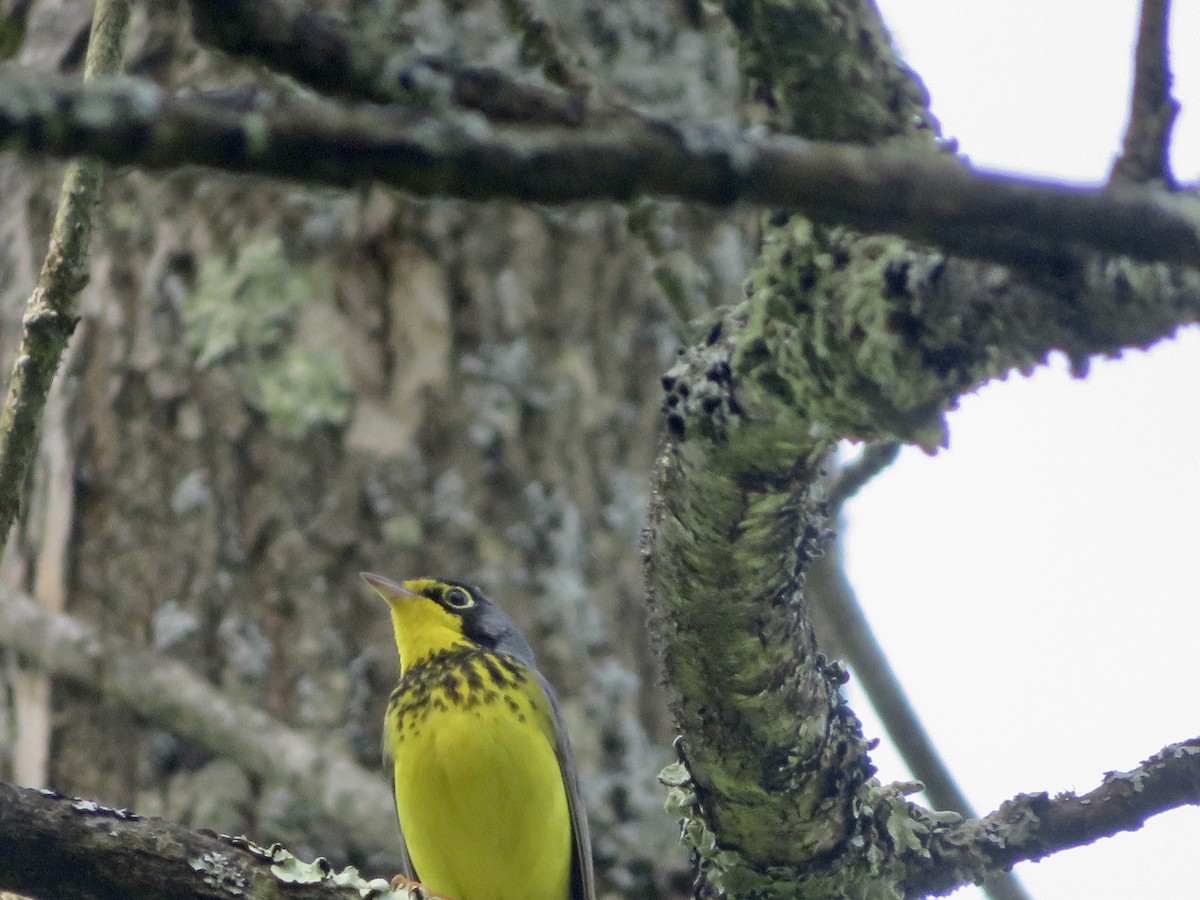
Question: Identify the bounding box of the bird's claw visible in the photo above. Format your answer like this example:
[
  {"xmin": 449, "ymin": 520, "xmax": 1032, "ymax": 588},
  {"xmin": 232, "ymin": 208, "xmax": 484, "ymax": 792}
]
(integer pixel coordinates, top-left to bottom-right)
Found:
[{"xmin": 389, "ymin": 874, "xmax": 453, "ymax": 899}]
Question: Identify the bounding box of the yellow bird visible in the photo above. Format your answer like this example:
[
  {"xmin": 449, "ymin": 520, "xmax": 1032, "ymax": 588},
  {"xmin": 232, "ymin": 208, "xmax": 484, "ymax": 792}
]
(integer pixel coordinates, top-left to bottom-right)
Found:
[{"xmin": 363, "ymin": 573, "xmax": 596, "ymax": 900}]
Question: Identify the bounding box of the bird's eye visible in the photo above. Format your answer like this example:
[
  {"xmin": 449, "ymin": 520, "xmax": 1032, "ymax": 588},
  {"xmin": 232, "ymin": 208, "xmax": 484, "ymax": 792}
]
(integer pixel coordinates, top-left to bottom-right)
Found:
[{"xmin": 444, "ymin": 588, "xmax": 474, "ymax": 609}]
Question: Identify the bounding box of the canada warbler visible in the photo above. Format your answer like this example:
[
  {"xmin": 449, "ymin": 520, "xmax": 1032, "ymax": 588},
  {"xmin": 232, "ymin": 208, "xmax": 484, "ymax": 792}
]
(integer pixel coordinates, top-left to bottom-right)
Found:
[{"xmin": 363, "ymin": 573, "xmax": 596, "ymax": 900}]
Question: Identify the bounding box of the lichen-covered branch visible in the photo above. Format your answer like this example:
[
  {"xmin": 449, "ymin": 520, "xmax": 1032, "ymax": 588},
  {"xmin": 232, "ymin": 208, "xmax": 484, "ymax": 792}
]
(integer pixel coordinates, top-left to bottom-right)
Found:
[
  {"xmin": 1110, "ymin": 0, "xmax": 1178, "ymax": 185},
  {"xmin": 0, "ymin": 70, "xmax": 1195, "ymax": 271},
  {"xmin": 189, "ymin": 0, "xmax": 588, "ymax": 125},
  {"xmin": 641, "ymin": 220, "xmax": 1200, "ymax": 900},
  {"xmin": 643, "ymin": 166, "xmax": 1200, "ymax": 900},
  {"xmin": 0, "ymin": 587, "xmax": 396, "ymax": 857},
  {"xmin": 743, "ymin": 224, "xmax": 1200, "ymax": 448},
  {"xmin": 641, "ymin": 0, "xmax": 1197, "ymax": 897},
  {"xmin": 0, "ymin": 0, "xmax": 130, "ymax": 550},
  {"xmin": 0, "ymin": 781, "xmax": 409, "ymax": 900},
  {"xmin": 906, "ymin": 738, "xmax": 1200, "ymax": 897}
]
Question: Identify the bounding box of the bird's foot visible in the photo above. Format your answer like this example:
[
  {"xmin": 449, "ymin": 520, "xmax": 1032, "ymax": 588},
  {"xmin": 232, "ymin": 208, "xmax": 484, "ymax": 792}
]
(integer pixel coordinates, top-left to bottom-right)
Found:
[{"xmin": 389, "ymin": 874, "xmax": 453, "ymax": 899}]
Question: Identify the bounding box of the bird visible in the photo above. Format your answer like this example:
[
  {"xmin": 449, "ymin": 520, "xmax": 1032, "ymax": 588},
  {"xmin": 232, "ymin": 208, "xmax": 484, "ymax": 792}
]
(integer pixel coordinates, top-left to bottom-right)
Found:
[{"xmin": 362, "ymin": 572, "xmax": 596, "ymax": 900}]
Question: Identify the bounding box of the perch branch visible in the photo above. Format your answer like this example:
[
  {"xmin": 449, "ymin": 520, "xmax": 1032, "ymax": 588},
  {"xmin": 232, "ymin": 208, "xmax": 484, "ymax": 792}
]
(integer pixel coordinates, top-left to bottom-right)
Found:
[
  {"xmin": 0, "ymin": 586, "xmax": 396, "ymax": 856},
  {"xmin": 0, "ymin": 781, "xmax": 408, "ymax": 900},
  {"xmin": 0, "ymin": 0, "xmax": 130, "ymax": 549}
]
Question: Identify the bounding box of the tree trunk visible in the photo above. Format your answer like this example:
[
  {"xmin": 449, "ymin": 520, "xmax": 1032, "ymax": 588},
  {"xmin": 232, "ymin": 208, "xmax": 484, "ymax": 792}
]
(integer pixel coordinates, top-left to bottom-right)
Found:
[{"xmin": 0, "ymin": 1, "xmax": 749, "ymax": 893}]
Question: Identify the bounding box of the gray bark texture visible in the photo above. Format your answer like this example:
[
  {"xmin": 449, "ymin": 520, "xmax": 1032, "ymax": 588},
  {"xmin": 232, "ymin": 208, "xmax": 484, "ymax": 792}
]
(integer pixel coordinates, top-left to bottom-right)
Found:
[{"xmin": 0, "ymin": 0, "xmax": 748, "ymax": 894}]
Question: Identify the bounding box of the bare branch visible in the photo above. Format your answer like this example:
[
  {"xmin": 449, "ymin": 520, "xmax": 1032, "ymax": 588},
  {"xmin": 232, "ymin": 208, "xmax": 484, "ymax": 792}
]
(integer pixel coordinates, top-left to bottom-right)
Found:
[
  {"xmin": 907, "ymin": 738, "xmax": 1200, "ymax": 897},
  {"xmin": 806, "ymin": 540, "xmax": 1034, "ymax": 899},
  {"xmin": 807, "ymin": 546, "xmax": 973, "ymax": 818},
  {"xmin": 0, "ymin": 781, "xmax": 407, "ymax": 900},
  {"xmin": 0, "ymin": 71, "xmax": 1196, "ymax": 272},
  {"xmin": 824, "ymin": 458, "xmax": 1036, "ymax": 900},
  {"xmin": 189, "ymin": 0, "xmax": 588, "ymax": 126},
  {"xmin": 0, "ymin": 587, "xmax": 396, "ymax": 856},
  {"xmin": 826, "ymin": 441, "xmax": 900, "ymax": 514},
  {"xmin": 1111, "ymin": 0, "xmax": 1178, "ymax": 185},
  {"xmin": 0, "ymin": 0, "xmax": 130, "ymax": 553}
]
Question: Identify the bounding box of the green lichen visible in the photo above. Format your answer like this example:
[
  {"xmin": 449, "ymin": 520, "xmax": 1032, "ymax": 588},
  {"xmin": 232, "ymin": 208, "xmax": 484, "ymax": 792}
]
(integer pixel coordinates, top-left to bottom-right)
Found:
[
  {"xmin": 184, "ymin": 237, "xmax": 350, "ymax": 439},
  {"xmin": 733, "ymin": 221, "xmax": 966, "ymax": 450},
  {"xmin": 268, "ymin": 846, "xmax": 395, "ymax": 897},
  {"xmin": 242, "ymin": 340, "xmax": 352, "ymax": 439}
]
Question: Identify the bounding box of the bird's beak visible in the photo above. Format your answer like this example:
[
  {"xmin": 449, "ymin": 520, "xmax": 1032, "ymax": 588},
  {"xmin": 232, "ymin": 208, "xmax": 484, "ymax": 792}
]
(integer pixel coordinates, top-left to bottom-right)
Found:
[{"xmin": 361, "ymin": 572, "xmax": 421, "ymax": 605}]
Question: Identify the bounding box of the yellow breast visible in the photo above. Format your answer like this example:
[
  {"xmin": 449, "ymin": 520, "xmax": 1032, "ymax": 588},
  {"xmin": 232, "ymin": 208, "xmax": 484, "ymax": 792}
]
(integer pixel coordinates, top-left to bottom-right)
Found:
[{"xmin": 385, "ymin": 650, "xmax": 572, "ymax": 900}]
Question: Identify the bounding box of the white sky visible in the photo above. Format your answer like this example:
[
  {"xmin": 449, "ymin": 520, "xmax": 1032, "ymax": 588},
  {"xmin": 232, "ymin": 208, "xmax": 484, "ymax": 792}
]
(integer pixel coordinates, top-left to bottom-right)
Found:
[{"xmin": 844, "ymin": 2, "xmax": 1200, "ymax": 898}]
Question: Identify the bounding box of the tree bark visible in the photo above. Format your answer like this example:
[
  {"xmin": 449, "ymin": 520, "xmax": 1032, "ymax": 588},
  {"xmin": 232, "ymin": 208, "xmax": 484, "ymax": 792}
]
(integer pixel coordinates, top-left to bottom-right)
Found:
[{"xmin": 0, "ymin": 1, "xmax": 747, "ymax": 892}]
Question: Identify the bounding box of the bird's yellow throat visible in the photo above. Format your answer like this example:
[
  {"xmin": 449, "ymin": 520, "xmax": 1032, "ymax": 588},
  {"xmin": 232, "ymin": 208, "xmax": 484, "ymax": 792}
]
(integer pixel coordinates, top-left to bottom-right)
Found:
[{"xmin": 382, "ymin": 577, "xmax": 473, "ymax": 671}]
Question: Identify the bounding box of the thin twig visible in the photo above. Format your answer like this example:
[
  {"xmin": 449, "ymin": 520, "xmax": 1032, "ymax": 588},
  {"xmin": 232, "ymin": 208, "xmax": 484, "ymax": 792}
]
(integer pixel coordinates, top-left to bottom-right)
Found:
[
  {"xmin": 809, "ymin": 551, "xmax": 974, "ymax": 820},
  {"xmin": 1110, "ymin": 0, "xmax": 1178, "ymax": 185},
  {"xmin": 908, "ymin": 737, "xmax": 1200, "ymax": 897},
  {"xmin": 0, "ymin": 72, "xmax": 1197, "ymax": 272},
  {"xmin": 824, "ymin": 447, "xmax": 1028, "ymax": 899},
  {"xmin": 0, "ymin": 0, "xmax": 130, "ymax": 547},
  {"xmin": 807, "ymin": 542, "xmax": 1033, "ymax": 900},
  {"xmin": 826, "ymin": 441, "xmax": 900, "ymax": 514}
]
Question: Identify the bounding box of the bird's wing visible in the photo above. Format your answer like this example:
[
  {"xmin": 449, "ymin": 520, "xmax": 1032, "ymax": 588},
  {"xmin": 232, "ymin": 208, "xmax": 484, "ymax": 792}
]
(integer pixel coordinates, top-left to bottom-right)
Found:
[
  {"xmin": 383, "ymin": 743, "xmax": 418, "ymax": 882},
  {"xmin": 536, "ymin": 671, "xmax": 597, "ymax": 900}
]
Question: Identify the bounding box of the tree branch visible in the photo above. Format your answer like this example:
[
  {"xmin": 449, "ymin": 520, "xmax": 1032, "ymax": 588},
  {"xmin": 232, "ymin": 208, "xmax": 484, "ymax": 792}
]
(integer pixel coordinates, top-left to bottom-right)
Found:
[
  {"xmin": 642, "ymin": 183, "xmax": 1200, "ymax": 900},
  {"xmin": 0, "ymin": 781, "xmax": 405, "ymax": 900},
  {"xmin": 826, "ymin": 442, "xmax": 900, "ymax": 514},
  {"xmin": 642, "ymin": 0, "xmax": 1200, "ymax": 896},
  {"xmin": 0, "ymin": 0, "xmax": 130, "ymax": 551},
  {"xmin": 0, "ymin": 587, "xmax": 396, "ymax": 857},
  {"xmin": 188, "ymin": 0, "xmax": 588, "ymax": 125},
  {"xmin": 906, "ymin": 738, "xmax": 1200, "ymax": 897},
  {"xmin": 823, "ymin": 451, "xmax": 1033, "ymax": 900},
  {"xmin": 0, "ymin": 70, "xmax": 1195, "ymax": 272},
  {"xmin": 807, "ymin": 542, "xmax": 972, "ymax": 820},
  {"xmin": 1110, "ymin": 0, "xmax": 1178, "ymax": 185}
]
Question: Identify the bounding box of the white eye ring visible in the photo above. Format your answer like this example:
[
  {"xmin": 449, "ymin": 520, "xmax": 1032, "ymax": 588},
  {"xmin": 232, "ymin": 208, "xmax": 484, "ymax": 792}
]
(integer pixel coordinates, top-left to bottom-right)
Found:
[{"xmin": 445, "ymin": 588, "xmax": 473, "ymax": 609}]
